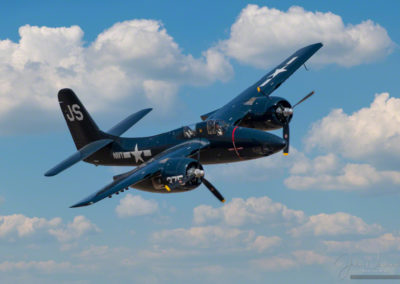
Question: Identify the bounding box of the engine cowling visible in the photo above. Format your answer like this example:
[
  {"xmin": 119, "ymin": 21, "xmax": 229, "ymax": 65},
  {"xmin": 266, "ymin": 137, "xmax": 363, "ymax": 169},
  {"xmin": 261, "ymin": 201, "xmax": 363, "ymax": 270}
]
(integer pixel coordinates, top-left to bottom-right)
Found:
[
  {"xmin": 151, "ymin": 158, "xmax": 204, "ymax": 191},
  {"xmin": 238, "ymin": 96, "xmax": 293, "ymax": 131}
]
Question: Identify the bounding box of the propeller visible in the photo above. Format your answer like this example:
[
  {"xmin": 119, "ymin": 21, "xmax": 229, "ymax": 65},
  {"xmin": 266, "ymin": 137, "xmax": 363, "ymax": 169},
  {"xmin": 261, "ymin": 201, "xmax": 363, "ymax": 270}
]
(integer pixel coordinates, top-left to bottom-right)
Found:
[
  {"xmin": 283, "ymin": 123, "xmax": 290, "ymax": 155},
  {"xmin": 293, "ymin": 90, "xmax": 315, "ymax": 108},
  {"xmin": 180, "ymin": 167, "xmax": 205, "ymax": 186},
  {"xmin": 277, "ymin": 91, "xmax": 315, "ymax": 155},
  {"xmin": 195, "ymin": 150, "xmax": 225, "ymax": 203},
  {"xmin": 203, "ymin": 178, "xmax": 225, "ymax": 203},
  {"xmin": 168, "ymin": 161, "xmax": 225, "ymax": 203}
]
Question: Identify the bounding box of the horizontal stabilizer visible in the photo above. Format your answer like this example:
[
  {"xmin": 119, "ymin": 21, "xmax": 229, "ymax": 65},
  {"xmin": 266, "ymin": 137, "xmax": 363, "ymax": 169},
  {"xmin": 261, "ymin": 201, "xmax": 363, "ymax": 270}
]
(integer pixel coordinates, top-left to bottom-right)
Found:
[
  {"xmin": 44, "ymin": 139, "xmax": 113, "ymax": 177},
  {"xmin": 107, "ymin": 108, "xmax": 152, "ymax": 136}
]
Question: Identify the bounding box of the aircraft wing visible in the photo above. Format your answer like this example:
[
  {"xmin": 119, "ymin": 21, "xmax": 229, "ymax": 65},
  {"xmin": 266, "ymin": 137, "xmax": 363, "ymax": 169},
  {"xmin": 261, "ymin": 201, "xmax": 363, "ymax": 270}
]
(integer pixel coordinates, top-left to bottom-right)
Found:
[
  {"xmin": 206, "ymin": 43, "xmax": 323, "ymax": 124},
  {"xmin": 70, "ymin": 139, "xmax": 210, "ymax": 208}
]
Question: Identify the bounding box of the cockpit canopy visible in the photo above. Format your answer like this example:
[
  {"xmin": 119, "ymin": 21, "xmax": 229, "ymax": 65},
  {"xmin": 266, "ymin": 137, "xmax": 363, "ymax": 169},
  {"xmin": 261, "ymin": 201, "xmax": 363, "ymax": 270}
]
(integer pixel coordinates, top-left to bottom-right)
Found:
[
  {"xmin": 183, "ymin": 125, "xmax": 196, "ymax": 138},
  {"xmin": 183, "ymin": 120, "xmax": 228, "ymax": 138},
  {"xmin": 206, "ymin": 119, "xmax": 228, "ymax": 136}
]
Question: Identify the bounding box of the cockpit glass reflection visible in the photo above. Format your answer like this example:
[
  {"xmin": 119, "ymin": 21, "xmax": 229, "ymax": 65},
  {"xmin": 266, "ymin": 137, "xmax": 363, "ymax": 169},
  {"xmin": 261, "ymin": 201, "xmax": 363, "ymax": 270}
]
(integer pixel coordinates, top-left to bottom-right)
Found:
[
  {"xmin": 206, "ymin": 120, "xmax": 227, "ymax": 136},
  {"xmin": 183, "ymin": 124, "xmax": 196, "ymax": 138}
]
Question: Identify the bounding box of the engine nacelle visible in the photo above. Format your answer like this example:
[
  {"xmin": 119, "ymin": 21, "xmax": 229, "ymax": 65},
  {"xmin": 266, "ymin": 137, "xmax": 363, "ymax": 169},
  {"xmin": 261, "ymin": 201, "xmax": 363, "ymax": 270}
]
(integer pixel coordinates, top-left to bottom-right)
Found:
[
  {"xmin": 151, "ymin": 158, "xmax": 203, "ymax": 191},
  {"xmin": 238, "ymin": 96, "xmax": 293, "ymax": 131}
]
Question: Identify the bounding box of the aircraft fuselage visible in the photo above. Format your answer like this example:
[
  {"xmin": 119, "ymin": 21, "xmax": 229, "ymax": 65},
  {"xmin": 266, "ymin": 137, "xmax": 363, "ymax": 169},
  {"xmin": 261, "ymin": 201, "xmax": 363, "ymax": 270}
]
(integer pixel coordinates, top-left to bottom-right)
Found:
[{"xmin": 86, "ymin": 120, "xmax": 286, "ymax": 167}]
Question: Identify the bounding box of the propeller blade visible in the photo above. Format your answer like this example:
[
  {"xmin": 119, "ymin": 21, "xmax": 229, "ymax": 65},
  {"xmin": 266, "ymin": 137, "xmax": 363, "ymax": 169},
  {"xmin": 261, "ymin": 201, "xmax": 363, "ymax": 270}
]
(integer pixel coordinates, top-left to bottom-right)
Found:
[
  {"xmin": 203, "ymin": 178, "xmax": 225, "ymax": 203},
  {"xmin": 293, "ymin": 91, "xmax": 315, "ymax": 108},
  {"xmin": 283, "ymin": 123, "xmax": 290, "ymax": 155}
]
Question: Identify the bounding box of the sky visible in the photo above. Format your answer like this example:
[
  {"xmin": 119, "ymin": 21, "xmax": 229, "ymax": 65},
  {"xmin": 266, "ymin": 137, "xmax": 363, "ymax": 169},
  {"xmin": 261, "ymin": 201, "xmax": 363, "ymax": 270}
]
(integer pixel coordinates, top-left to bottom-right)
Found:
[{"xmin": 0, "ymin": 1, "xmax": 399, "ymax": 283}]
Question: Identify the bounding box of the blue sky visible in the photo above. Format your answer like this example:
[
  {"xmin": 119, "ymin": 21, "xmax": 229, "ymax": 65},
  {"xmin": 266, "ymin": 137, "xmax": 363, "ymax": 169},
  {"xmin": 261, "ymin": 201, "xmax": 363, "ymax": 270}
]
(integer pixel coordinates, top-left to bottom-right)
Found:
[{"xmin": 0, "ymin": 1, "xmax": 400, "ymax": 283}]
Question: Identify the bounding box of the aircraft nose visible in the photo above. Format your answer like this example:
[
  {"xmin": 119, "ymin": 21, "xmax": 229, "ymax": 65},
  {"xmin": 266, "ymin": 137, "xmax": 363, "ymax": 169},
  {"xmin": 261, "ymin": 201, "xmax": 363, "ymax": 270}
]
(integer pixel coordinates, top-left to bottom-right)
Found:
[
  {"xmin": 264, "ymin": 133, "xmax": 286, "ymax": 153},
  {"xmin": 268, "ymin": 135, "xmax": 286, "ymax": 152},
  {"xmin": 232, "ymin": 127, "xmax": 286, "ymax": 155}
]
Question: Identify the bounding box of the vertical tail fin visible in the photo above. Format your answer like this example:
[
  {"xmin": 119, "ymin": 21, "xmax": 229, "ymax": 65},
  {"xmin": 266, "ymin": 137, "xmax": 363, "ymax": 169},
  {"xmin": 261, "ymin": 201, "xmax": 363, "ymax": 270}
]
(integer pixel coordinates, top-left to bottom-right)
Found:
[{"xmin": 58, "ymin": 89, "xmax": 103, "ymax": 149}]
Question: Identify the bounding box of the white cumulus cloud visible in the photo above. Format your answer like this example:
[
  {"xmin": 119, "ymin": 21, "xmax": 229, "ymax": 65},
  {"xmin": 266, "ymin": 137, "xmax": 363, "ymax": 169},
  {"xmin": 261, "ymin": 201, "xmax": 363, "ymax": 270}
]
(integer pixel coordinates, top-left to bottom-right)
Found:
[
  {"xmin": 193, "ymin": 196, "xmax": 306, "ymax": 226},
  {"xmin": 252, "ymin": 250, "xmax": 331, "ymax": 271},
  {"xmin": 152, "ymin": 225, "xmax": 280, "ymax": 253},
  {"xmin": 306, "ymin": 93, "xmax": 400, "ymax": 162},
  {"xmin": 324, "ymin": 233, "xmax": 400, "ymax": 253},
  {"xmin": 281, "ymin": 93, "xmax": 400, "ymax": 192},
  {"xmin": 249, "ymin": 236, "xmax": 282, "ymax": 253},
  {"xmin": 0, "ymin": 213, "xmax": 99, "ymax": 243},
  {"xmin": 289, "ymin": 153, "xmax": 339, "ymax": 175},
  {"xmin": 290, "ymin": 212, "xmax": 382, "ymax": 237},
  {"xmin": 0, "ymin": 214, "xmax": 61, "ymax": 239},
  {"xmin": 152, "ymin": 226, "xmax": 254, "ymax": 248},
  {"xmin": 218, "ymin": 5, "xmax": 394, "ymax": 68},
  {"xmin": 194, "ymin": 197, "xmax": 380, "ymax": 238},
  {"xmin": 0, "ymin": 20, "xmax": 232, "ymax": 133},
  {"xmin": 0, "ymin": 260, "xmax": 81, "ymax": 273},
  {"xmin": 285, "ymin": 155, "xmax": 400, "ymax": 191},
  {"xmin": 48, "ymin": 215, "xmax": 100, "ymax": 242},
  {"xmin": 115, "ymin": 194, "xmax": 158, "ymax": 218}
]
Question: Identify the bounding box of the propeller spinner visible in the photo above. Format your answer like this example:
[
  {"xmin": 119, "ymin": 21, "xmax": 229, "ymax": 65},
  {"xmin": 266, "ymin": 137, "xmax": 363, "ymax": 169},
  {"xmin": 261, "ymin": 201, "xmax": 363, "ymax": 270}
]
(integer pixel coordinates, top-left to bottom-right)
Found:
[
  {"xmin": 169, "ymin": 163, "xmax": 225, "ymax": 203},
  {"xmin": 276, "ymin": 90, "xmax": 315, "ymax": 155}
]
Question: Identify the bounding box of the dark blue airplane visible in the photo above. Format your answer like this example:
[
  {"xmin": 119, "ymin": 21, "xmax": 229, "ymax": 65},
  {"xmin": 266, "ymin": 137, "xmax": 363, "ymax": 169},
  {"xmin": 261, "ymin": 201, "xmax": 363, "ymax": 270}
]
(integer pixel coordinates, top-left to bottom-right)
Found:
[{"xmin": 45, "ymin": 43, "xmax": 323, "ymax": 208}]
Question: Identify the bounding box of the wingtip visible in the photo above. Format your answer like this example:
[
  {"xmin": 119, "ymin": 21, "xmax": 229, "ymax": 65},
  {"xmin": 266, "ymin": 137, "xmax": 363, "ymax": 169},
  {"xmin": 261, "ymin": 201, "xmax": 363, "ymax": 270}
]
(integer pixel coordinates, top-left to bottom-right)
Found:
[
  {"xmin": 310, "ymin": 42, "xmax": 322, "ymax": 46},
  {"xmin": 70, "ymin": 201, "xmax": 85, "ymax": 208},
  {"xmin": 70, "ymin": 201, "xmax": 92, "ymax": 208},
  {"xmin": 70, "ymin": 193, "xmax": 97, "ymax": 208},
  {"xmin": 314, "ymin": 42, "xmax": 323, "ymax": 50},
  {"xmin": 303, "ymin": 42, "xmax": 323, "ymax": 51},
  {"xmin": 44, "ymin": 170, "xmax": 55, "ymax": 177}
]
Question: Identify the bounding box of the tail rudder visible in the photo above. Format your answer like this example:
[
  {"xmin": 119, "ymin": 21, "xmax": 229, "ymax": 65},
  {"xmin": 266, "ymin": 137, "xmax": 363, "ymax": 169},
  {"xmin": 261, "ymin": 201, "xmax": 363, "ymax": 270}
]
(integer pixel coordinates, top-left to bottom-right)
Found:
[
  {"xmin": 46, "ymin": 88, "xmax": 154, "ymax": 177},
  {"xmin": 58, "ymin": 88, "xmax": 103, "ymax": 149}
]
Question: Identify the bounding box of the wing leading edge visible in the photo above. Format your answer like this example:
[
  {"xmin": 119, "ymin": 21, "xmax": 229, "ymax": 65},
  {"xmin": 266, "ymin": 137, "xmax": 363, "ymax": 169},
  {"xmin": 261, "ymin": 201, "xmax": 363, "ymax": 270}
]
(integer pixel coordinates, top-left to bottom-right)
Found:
[
  {"xmin": 207, "ymin": 43, "xmax": 323, "ymax": 124},
  {"xmin": 70, "ymin": 139, "xmax": 210, "ymax": 208}
]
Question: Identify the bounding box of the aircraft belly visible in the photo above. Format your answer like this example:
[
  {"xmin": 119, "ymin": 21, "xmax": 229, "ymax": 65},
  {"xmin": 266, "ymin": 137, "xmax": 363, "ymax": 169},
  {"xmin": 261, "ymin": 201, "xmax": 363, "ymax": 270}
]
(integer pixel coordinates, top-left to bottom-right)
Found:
[{"xmin": 199, "ymin": 148, "xmax": 242, "ymax": 164}]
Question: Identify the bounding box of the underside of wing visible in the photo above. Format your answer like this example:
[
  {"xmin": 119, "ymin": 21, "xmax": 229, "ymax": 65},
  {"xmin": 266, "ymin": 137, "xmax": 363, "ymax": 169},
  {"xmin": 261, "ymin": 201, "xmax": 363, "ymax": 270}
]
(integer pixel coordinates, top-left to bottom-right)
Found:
[
  {"xmin": 70, "ymin": 163, "xmax": 158, "ymax": 207},
  {"xmin": 70, "ymin": 139, "xmax": 210, "ymax": 207}
]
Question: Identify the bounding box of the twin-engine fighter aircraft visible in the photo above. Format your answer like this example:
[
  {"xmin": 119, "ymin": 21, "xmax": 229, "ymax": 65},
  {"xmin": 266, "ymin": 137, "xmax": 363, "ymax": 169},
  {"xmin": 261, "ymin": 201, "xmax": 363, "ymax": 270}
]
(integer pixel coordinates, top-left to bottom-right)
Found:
[{"xmin": 45, "ymin": 43, "xmax": 323, "ymax": 208}]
